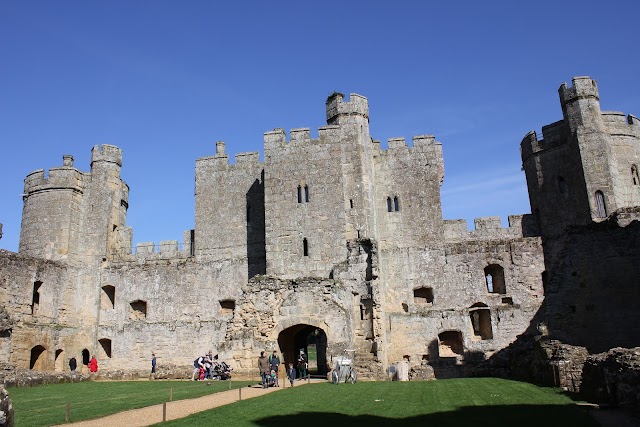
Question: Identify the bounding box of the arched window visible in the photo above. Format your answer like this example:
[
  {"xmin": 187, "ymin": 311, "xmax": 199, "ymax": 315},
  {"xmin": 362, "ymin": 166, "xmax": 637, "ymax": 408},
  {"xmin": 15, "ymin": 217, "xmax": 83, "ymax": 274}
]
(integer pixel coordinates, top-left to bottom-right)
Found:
[
  {"xmin": 632, "ymin": 165, "xmax": 639, "ymax": 186},
  {"xmin": 304, "ymin": 185, "xmax": 309, "ymax": 202},
  {"xmin": 303, "ymin": 238, "xmax": 309, "ymax": 257},
  {"xmin": 297, "ymin": 185, "xmax": 302, "ymax": 203},
  {"xmin": 394, "ymin": 196, "xmax": 400, "ymax": 211},
  {"xmin": 484, "ymin": 264, "xmax": 506, "ymax": 294},
  {"xmin": 30, "ymin": 345, "xmax": 46, "ymax": 370},
  {"xmin": 101, "ymin": 285, "xmax": 115, "ymax": 310},
  {"xmin": 387, "ymin": 197, "xmax": 392, "ymax": 212},
  {"xmin": 595, "ymin": 191, "xmax": 607, "ymax": 218},
  {"xmin": 81, "ymin": 349, "xmax": 90, "ymax": 366},
  {"xmin": 558, "ymin": 176, "xmax": 567, "ymax": 195}
]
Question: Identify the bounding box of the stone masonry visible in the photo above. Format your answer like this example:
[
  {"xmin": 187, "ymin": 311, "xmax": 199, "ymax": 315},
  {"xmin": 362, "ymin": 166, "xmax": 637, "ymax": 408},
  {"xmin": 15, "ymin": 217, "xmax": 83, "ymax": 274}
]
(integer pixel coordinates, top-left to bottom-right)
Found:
[{"xmin": 0, "ymin": 77, "xmax": 638, "ymax": 384}]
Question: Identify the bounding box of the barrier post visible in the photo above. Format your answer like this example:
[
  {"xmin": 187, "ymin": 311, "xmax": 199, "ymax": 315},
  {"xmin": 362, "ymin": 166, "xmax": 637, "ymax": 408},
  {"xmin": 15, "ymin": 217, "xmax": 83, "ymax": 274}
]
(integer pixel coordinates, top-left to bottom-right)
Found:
[
  {"xmin": 162, "ymin": 402, "xmax": 167, "ymax": 422},
  {"xmin": 65, "ymin": 402, "xmax": 70, "ymax": 423}
]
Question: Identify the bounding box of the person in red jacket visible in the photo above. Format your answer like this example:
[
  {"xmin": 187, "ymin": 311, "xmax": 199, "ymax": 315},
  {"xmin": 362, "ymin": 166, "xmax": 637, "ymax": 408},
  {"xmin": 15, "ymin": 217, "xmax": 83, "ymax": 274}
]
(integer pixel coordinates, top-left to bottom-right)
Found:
[{"xmin": 88, "ymin": 355, "xmax": 98, "ymax": 373}]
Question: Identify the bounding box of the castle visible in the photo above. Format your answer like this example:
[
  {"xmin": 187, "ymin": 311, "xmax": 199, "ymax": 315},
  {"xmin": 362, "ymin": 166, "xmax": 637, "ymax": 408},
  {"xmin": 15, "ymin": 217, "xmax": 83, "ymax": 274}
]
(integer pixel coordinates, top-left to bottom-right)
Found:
[{"xmin": 0, "ymin": 76, "xmax": 638, "ymax": 380}]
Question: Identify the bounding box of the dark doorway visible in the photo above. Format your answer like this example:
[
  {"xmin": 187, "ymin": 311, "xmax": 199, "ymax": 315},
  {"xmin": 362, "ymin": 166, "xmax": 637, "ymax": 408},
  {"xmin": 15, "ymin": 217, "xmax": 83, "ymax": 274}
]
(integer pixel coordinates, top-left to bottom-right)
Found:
[
  {"xmin": 277, "ymin": 324, "xmax": 328, "ymax": 376},
  {"xmin": 82, "ymin": 349, "xmax": 90, "ymax": 366}
]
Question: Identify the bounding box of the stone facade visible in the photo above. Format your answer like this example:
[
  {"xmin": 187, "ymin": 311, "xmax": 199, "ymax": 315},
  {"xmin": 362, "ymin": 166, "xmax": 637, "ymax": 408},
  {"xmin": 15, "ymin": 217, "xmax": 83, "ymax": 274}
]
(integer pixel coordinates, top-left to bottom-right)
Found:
[{"xmin": 0, "ymin": 77, "xmax": 637, "ymax": 383}]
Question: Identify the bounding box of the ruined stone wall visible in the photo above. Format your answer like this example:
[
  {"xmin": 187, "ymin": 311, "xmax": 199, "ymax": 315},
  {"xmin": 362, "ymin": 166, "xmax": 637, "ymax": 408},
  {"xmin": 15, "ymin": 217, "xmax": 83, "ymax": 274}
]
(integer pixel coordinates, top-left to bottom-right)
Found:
[{"xmin": 263, "ymin": 128, "xmax": 348, "ymax": 279}]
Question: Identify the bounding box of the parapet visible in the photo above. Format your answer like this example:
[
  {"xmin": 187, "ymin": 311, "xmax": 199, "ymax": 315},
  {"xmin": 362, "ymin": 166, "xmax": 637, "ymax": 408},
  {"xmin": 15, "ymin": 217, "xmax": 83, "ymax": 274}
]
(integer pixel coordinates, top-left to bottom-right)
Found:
[
  {"xmin": 444, "ymin": 214, "xmax": 538, "ymax": 243},
  {"xmin": 195, "ymin": 140, "xmax": 262, "ymax": 172},
  {"xmin": 263, "ymin": 126, "xmax": 342, "ymax": 153},
  {"xmin": 23, "ymin": 155, "xmax": 86, "ymax": 195},
  {"xmin": 559, "ymin": 76, "xmax": 599, "ymax": 106},
  {"xmin": 91, "ymin": 144, "xmax": 122, "ymax": 167},
  {"xmin": 326, "ymin": 92, "xmax": 369, "ymax": 125}
]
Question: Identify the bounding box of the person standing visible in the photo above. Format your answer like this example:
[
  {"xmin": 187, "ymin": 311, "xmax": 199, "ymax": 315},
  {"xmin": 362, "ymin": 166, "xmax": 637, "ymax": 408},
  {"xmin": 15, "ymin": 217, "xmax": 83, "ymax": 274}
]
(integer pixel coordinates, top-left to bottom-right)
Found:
[
  {"xmin": 268, "ymin": 350, "xmax": 280, "ymax": 387},
  {"xmin": 286, "ymin": 362, "xmax": 296, "ymax": 387},
  {"xmin": 69, "ymin": 357, "xmax": 77, "ymax": 374},
  {"xmin": 258, "ymin": 351, "xmax": 269, "ymax": 388},
  {"xmin": 297, "ymin": 349, "xmax": 307, "ymax": 380},
  {"xmin": 88, "ymin": 355, "xmax": 98, "ymax": 373},
  {"xmin": 150, "ymin": 353, "xmax": 157, "ymax": 379}
]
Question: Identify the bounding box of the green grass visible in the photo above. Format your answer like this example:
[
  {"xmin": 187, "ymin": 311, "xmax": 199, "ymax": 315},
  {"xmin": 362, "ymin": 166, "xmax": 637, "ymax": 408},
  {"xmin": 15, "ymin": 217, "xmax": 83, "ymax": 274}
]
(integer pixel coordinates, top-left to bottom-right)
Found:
[
  {"xmin": 156, "ymin": 378, "xmax": 598, "ymax": 427},
  {"xmin": 9, "ymin": 379, "xmax": 253, "ymax": 427}
]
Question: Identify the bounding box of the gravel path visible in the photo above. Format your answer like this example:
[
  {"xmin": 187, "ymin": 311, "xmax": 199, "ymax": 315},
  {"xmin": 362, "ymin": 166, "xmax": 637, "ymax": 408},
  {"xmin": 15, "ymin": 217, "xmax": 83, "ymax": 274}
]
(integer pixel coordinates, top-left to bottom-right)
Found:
[{"xmin": 56, "ymin": 379, "xmax": 321, "ymax": 427}]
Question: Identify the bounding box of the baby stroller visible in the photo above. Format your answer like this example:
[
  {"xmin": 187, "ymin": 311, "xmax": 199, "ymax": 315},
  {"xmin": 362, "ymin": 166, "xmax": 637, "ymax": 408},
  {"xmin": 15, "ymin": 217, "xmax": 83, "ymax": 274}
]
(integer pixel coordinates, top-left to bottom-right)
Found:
[{"xmin": 213, "ymin": 360, "xmax": 233, "ymax": 380}]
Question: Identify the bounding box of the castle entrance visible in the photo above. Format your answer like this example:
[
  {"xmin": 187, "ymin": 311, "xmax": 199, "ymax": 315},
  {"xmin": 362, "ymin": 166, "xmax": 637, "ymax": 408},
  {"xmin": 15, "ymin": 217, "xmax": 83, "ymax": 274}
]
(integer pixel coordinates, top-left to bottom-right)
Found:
[{"xmin": 277, "ymin": 324, "xmax": 328, "ymax": 376}]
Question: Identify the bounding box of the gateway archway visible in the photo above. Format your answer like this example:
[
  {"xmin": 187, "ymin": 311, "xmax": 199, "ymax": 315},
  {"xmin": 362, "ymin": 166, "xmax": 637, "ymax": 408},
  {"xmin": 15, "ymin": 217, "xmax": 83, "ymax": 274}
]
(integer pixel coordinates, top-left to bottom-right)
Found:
[{"xmin": 277, "ymin": 324, "xmax": 328, "ymax": 376}]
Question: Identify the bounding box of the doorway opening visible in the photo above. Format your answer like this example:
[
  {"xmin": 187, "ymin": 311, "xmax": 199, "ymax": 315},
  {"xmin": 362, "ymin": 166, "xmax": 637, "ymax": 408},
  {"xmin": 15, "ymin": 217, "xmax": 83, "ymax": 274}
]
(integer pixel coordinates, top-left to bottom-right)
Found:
[{"xmin": 277, "ymin": 324, "xmax": 328, "ymax": 376}]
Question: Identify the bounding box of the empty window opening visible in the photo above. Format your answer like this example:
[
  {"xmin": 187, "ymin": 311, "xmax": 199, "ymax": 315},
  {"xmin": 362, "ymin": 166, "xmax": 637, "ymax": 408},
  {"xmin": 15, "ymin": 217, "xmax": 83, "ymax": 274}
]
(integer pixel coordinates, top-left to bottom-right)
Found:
[
  {"xmin": 129, "ymin": 300, "xmax": 147, "ymax": 320},
  {"xmin": 558, "ymin": 176, "xmax": 567, "ymax": 195},
  {"xmin": 387, "ymin": 197, "xmax": 392, "ymax": 212},
  {"xmin": 31, "ymin": 281, "xmax": 42, "ymax": 315},
  {"xmin": 304, "ymin": 185, "xmax": 309, "ymax": 202},
  {"xmin": 98, "ymin": 338, "xmax": 112, "ymax": 358},
  {"xmin": 247, "ymin": 204, "xmax": 251, "ymax": 223},
  {"xmin": 54, "ymin": 349, "xmax": 64, "ymax": 372},
  {"xmin": 595, "ymin": 191, "xmax": 607, "ymax": 218},
  {"xmin": 632, "ymin": 165, "xmax": 639, "ymax": 186},
  {"xmin": 297, "ymin": 186, "xmax": 302, "ymax": 203},
  {"xmin": 401, "ymin": 303, "xmax": 408, "ymax": 313},
  {"xmin": 303, "ymin": 238, "xmax": 308, "ymax": 257},
  {"xmin": 438, "ymin": 331, "xmax": 464, "ymax": 356},
  {"xmin": 394, "ymin": 196, "xmax": 400, "ymax": 211},
  {"xmin": 360, "ymin": 299, "xmax": 373, "ymax": 321},
  {"xmin": 219, "ymin": 299, "xmax": 235, "ymax": 315},
  {"xmin": 350, "ymin": 199, "xmax": 354, "ymax": 209},
  {"xmin": 413, "ymin": 287, "xmax": 434, "ymax": 304},
  {"xmin": 541, "ymin": 271, "xmax": 549, "ymax": 295},
  {"xmin": 469, "ymin": 303, "xmax": 493, "ymax": 340},
  {"xmin": 81, "ymin": 349, "xmax": 90, "ymax": 366},
  {"xmin": 112, "ymin": 224, "xmax": 117, "ymax": 232},
  {"xmin": 484, "ymin": 264, "xmax": 506, "ymax": 294},
  {"xmin": 100, "ymin": 285, "xmax": 115, "ymax": 310},
  {"xmin": 30, "ymin": 345, "xmax": 46, "ymax": 370},
  {"xmin": 501, "ymin": 297, "xmax": 513, "ymax": 305},
  {"xmin": 190, "ymin": 229, "xmax": 195, "ymax": 257},
  {"xmin": 403, "ymin": 355, "xmax": 410, "ymax": 361}
]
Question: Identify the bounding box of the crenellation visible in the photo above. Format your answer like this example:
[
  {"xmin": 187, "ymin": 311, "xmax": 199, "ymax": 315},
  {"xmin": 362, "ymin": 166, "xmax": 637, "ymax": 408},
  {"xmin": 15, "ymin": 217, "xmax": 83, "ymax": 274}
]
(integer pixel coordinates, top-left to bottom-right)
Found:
[
  {"xmin": 289, "ymin": 127, "xmax": 311, "ymax": 144},
  {"xmin": 387, "ymin": 137, "xmax": 407, "ymax": 150},
  {"xmin": 91, "ymin": 144, "xmax": 122, "ymax": 167}
]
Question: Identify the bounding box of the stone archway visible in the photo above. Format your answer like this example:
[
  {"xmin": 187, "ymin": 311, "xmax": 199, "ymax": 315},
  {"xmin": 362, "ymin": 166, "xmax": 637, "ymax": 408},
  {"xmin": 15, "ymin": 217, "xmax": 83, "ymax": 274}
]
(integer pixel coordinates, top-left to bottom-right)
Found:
[{"xmin": 277, "ymin": 324, "xmax": 328, "ymax": 376}]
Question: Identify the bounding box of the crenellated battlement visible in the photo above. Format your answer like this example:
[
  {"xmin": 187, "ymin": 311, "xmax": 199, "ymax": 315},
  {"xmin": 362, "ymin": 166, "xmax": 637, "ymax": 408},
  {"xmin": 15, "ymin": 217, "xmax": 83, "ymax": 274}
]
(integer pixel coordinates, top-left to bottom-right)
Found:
[
  {"xmin": 263, "ymin": 126, "xmax": 343, "ymax": 153},
  {"xmin": 326, "ymin": 92, "xmax": 369, "ymax": 126},
  {"xmin": 559, "ymin": 76, "xmax": 599, "ymax": 105},
  {"xmin": 195, "ymin": 140, "xmax": 263, "ymax": 171},
  {"xmin": 377, "ymin": 135, "xmax": 441, "ymax": 155},
  {"xmin": 444, "ymin": 214, "xmax": 538, "ymax": 243},
  {"xmin": 601, "ymin": 111, "xmax": 640, "ymax": 137},
  {"xmin": 91, "ymin": 144, "xmax": 122, "ymax": 167},
  {"xmin": 23, "ymin": 155, "xmax": 87, "ymax": 195}
]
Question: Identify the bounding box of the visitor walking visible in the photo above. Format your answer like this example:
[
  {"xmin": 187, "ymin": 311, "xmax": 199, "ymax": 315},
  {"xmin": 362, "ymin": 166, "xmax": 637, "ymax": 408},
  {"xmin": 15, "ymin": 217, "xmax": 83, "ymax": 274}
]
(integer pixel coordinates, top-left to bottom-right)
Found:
[
  {"xmin": 150, "ymin": 353, "xmax": 157, "ymax": 379},
  {"xmin": 88, "ymin": 355, "xmax": 98, "ymax": 373},
  {"xmin": 286, "ymin": 362, "xmax": 296, "ymax": 387},
  {"xmin": 258, "ymin": 351, "xmax": 269, "ymax": 388},
  {"xmin": 297, "ymin": 349, "xmax": 308, "ymax": 380},
  {"xmin": 69, "ymin": 356, "xmax": 77, "ymax": 373}
]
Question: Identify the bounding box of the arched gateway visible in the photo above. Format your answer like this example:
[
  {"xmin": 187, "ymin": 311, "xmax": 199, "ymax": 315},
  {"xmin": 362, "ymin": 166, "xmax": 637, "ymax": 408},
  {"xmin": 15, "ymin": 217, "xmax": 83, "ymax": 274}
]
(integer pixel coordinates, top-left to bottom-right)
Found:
[{"xmin": 277, "ymin": 324, "xmax": 328, "ymax": 375}]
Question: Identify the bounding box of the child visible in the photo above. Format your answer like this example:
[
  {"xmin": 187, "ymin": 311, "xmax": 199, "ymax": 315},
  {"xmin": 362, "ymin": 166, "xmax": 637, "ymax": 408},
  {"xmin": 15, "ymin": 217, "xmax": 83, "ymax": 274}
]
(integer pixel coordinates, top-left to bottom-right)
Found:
[
  {"xmin": 269, "ymin": 369, "xmax": 277, "ymax": 387},
  {"xmin": 286, "ymin": 363, "xmax": 296, "ymax": 387}
]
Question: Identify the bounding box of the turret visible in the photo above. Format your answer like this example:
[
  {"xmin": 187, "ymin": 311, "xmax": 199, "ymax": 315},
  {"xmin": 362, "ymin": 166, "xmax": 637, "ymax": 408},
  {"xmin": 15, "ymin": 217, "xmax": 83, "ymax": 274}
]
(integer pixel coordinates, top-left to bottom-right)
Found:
[
  {"xmin": 326, "ymin": 92, "xmax": 369, "ymax": 128},
  {"xmin": 559, "ymin": 76, "xmax": 604, "ymax": 132}
]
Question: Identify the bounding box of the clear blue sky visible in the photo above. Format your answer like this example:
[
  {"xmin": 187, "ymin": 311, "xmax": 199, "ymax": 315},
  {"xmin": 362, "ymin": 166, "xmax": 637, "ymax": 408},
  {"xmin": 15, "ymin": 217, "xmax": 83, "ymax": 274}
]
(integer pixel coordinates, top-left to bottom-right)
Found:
[{"xmin": 1, "ymin": 1, "xmax": 639, "ymax": 251}]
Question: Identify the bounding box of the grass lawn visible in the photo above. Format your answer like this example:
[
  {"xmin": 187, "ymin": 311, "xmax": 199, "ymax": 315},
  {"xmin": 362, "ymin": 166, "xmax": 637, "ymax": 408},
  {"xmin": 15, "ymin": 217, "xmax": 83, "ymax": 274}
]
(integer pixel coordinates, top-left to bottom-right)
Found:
[
  {"xmin": 9, "ymin": 379, "xmax": 253, "ymax": 427},
  {"xmin": 156, "ymin": 378, "xmax": 599, "ymax": 427}
]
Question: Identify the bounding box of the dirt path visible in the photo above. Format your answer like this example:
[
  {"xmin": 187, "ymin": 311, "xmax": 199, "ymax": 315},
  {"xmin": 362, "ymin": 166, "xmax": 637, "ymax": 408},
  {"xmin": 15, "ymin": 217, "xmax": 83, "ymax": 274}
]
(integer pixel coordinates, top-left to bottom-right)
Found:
[{"xmin": 57, "ymin": 379, "xmax": 321, "ymax": 427}]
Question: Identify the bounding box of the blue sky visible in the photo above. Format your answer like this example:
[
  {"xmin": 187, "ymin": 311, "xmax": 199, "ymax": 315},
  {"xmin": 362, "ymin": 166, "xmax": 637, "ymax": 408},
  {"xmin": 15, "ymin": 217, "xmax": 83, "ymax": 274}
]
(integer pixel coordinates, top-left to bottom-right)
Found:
[{"xmin": 1, "ymin": 1, "xmax": 639, "ymax": 251}]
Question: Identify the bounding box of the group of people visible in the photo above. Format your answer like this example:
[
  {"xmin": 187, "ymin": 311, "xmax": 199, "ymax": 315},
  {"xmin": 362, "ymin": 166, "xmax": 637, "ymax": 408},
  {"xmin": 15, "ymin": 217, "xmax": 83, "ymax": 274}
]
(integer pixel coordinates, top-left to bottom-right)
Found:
[
  {"xmin": 68, "ymin": 355, "xmax": 99, "ymax": 374},
  {"xmin": 191, "ymin": 351, "xmax": 232, "ymax": 381},
  {"xmin": 258, "ymin": 349, "xmax": 308, "ymax": 388}
]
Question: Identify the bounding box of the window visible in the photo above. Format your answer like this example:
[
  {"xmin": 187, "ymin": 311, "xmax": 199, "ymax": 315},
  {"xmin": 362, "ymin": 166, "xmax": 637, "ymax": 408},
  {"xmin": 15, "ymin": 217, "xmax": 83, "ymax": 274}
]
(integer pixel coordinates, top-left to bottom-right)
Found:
[
  {"xmin": 558, "ymin": 176, "xmax": 567, "ymax": 195},
  {"xmin": 469, "ymin": 303, "xmax": 493, "ymax": 340},
  {"xmin": 632, "ymin": 165, "xmax": 639, "ymax": 186},
  {"xmin": 484, "ymin": 264, "xmax": 506, "ymax": 294},
  {"xmin": 438, "ymin": 331, "xmax": 463, "ymax": 356},
  {"xmin": 413, "ymin": 287, "xmax": 434, "ymax": 304},
  {"xmin": 99, "ymin": 338, "xmax": 112, "ymax": 358},
  {"xmin": 82, "ymin": 349, "xmax": 90, "ymax": 365},
  {"xmin": 247, "ymin": 204, "xmax": 251, "ymax": 223},
  {"xmin": 130, "ymin": 300, "xmax": 147, "ymax": 320},
  {"xmin": 31, "ymin": 281, "xmax": 42, "ymax": 315},
  {"xmin": 595, "ymin": 191, "xmax": 607, "ymax": 218},
  {"xmin": 219, "ymin": 300, "xmax": 235, "ymax": 315},
  {"xmin": 303, "ymin": 238, "xmax": 308, "ymax": 256},
  {"xmin": 101, "ymin": 285, "xmax": 115, "ymax": 310},
  {"xmin": 304, "ymin": 185, "xmax": 309, "ymax": 202},
  {"xmin": 297, "ymin": 186, "xmax": 302, "ymax": 203},
  {"xmin": 394, "ymin": 196, "xmax": 400, "ymax": 211},
  {"xmin": 387, "ymin": 197, "xmax": 392, "ymax": 212},
  {"xmin": 350, "ymin": 199, "xmax": 354, "ymax": 209}
]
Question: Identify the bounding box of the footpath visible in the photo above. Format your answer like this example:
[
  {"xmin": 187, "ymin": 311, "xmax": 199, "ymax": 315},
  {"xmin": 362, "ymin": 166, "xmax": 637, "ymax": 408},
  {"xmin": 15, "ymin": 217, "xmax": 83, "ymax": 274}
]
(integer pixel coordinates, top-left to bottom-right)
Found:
[{"xmin": 56, "ymin": 379, "xmax": 323, "ymax": 427}]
